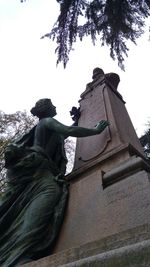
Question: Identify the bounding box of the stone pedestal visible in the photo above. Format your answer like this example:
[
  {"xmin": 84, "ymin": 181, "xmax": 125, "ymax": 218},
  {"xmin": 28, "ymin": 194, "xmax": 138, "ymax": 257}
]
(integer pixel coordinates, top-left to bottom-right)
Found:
[
  {"xmin": 54, "ymin": 155, "xmax": 150, "ymax": 253},
  {"xmin": 23, "ymin": 69, "xmax": 150, "ymax": 266}
]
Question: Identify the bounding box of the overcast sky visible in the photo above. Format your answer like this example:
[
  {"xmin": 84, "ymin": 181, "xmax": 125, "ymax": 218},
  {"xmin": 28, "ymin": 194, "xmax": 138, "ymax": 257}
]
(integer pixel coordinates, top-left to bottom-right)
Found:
[{"xmin": 0, "ymin": 0, "xmax": 150, "ymax": 137}]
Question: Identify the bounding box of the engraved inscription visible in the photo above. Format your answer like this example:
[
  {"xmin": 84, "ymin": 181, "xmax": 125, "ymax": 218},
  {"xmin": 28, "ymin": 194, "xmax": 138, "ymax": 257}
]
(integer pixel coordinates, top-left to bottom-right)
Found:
[{"xmin": 77, "ymin": 84, "xmax": 111, "ymax": 161}]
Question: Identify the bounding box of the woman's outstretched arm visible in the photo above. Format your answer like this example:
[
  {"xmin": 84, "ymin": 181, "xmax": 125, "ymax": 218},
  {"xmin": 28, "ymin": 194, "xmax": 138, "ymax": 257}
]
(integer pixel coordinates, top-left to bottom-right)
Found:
[{"xmin": 46, "ymin": 118, "xmax": 109, "ymax": 138}]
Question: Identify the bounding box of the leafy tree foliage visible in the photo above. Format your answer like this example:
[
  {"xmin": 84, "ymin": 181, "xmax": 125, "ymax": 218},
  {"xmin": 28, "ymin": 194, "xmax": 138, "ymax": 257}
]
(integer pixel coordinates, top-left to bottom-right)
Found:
[
  {"xmin": 0, "ymin": 110, "xmax": 37, "ymax": 192},
  {"xmin": 39, "ymin": 0, "xmax": 150, "ymax": 69},
  {"xmin": 140, "ymin": 125, "xmax": 150, "ymax": 160},
  {"xmin": 65, "ymin": 137, "xmax": 76, "ymax": 173}
]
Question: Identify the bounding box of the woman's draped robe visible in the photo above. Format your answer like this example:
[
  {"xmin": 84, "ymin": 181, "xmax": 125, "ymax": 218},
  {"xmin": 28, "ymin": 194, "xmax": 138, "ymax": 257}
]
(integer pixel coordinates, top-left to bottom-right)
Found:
[{"xmin": 0, "ymin": 121, "xmax": 69, "ymax": 267}]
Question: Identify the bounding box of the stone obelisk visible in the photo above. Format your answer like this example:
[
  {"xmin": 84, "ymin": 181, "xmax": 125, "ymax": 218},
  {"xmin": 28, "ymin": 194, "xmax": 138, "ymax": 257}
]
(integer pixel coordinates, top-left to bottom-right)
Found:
[{"xmin": 74, "ymin": 67, "xmax": 144, "ymax": 170}]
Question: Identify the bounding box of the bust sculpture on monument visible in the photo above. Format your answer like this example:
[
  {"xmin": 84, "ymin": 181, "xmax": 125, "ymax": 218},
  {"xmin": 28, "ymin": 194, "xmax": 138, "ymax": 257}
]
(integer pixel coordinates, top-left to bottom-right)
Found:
[{"xmin": 0, "ymin": 98, "xmax": 109, "ymax": 267}]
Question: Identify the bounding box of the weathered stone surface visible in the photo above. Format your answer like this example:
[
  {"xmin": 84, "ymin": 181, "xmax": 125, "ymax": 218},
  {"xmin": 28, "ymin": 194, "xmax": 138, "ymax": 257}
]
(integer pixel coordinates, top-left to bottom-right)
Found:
[
  {"xmin": 61, "ymin": 239, "xmax": 150, "ymax": 267},
  {"xmin": 23, "ymin": 224, "xmax": 150, "ymax": 266},
  {"xmin": 54, "ymin": 163, "xmax": 150, "ymax": 252},
  {"xmin": 102, "ymin": 155, "xmax": 150, "ymax": 187}
]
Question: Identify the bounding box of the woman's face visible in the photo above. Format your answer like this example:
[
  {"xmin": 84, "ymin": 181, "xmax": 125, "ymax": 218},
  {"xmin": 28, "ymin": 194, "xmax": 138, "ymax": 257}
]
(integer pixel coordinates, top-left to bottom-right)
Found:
[{"xmin": 50, "ymin": 104, "xmax": 57, "ymax": 117}]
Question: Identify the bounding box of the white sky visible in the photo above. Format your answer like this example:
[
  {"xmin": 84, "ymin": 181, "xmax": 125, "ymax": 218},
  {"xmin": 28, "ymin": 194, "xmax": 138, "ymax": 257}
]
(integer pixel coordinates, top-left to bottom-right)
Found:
[{"xmin": 0, "ymin": 0, "xmax": 150, "ymax": 137}]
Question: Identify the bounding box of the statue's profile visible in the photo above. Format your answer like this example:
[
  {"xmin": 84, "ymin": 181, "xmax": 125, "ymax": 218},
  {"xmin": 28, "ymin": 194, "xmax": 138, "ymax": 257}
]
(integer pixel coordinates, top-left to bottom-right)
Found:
[{"xmin": 0, "ymin": 98, "xmax": 109, "ymax": 266}]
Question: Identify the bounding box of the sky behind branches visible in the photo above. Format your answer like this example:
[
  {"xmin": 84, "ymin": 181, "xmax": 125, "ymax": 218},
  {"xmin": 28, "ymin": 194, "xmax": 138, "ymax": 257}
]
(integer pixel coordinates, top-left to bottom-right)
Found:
[{"xmin": 0, "ymin": 0, "xmax": 150, "ymax": 137}]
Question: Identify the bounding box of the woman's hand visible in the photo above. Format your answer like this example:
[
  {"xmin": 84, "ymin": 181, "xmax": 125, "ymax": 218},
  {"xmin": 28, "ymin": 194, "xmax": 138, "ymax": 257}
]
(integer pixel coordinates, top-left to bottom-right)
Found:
[{"xmin": 95, "ymin": 120, "xmax": 109, "ymax": 134}]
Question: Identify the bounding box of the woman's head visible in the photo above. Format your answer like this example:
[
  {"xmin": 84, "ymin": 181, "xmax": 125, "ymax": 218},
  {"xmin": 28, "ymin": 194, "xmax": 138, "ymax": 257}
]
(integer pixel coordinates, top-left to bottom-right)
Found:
[{"xmin": 30, "ymin": 98, "xmax": 56, "ymax": 119}]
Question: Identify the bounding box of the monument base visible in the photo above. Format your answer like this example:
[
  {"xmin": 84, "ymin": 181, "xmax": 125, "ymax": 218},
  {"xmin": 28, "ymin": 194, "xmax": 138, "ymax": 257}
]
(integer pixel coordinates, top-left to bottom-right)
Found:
[{"xmin": 23, "ymin": 224, "xmax": 150, "ymax": 266}]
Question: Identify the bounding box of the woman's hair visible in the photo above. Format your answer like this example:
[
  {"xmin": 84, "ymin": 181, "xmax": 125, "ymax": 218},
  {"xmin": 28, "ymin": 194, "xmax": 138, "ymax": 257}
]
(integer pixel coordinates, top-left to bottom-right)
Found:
[{"xmin": 30, "ymin": 98, "xmax": 53, "ymax": 118}]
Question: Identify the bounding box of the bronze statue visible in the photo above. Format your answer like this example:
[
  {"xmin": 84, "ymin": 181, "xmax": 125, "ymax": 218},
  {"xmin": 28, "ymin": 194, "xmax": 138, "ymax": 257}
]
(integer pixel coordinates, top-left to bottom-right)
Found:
[{"xmin": 0, "ymin": 98, "xmax": 109, "ymax": 266}]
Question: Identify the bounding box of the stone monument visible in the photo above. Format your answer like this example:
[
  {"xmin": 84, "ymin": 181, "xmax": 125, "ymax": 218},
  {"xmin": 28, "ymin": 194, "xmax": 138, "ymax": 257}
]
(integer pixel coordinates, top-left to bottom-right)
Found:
[{"xmin": 23, "ymin": 68, "xmax": 150, "ymax": 267}]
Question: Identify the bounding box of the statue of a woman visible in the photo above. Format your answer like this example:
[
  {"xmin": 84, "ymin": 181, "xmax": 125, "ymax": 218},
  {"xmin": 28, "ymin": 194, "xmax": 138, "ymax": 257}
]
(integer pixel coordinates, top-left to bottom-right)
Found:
[{"xmin": 0, "ymin": 98, "xmax": 109, "ymax": 267}]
